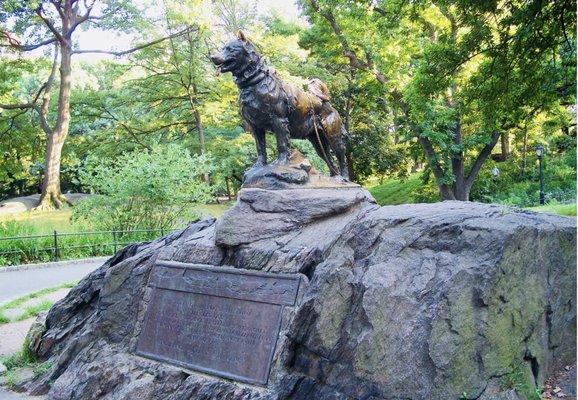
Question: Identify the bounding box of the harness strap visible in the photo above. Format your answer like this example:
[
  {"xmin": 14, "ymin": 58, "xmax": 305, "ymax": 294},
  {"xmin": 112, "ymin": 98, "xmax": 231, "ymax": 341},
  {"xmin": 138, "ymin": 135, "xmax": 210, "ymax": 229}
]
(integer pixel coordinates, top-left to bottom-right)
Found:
[{"xmin": 312, "ymin": 109, "xmax": 339, "ymax": 176}]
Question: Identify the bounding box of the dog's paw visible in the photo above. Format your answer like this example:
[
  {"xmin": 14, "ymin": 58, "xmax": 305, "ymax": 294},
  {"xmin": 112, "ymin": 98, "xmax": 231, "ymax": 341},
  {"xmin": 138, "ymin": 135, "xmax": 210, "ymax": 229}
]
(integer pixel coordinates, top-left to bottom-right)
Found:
[{"xmin": 272, "ymin": 154, "xmax": 290, "ymax": 165}]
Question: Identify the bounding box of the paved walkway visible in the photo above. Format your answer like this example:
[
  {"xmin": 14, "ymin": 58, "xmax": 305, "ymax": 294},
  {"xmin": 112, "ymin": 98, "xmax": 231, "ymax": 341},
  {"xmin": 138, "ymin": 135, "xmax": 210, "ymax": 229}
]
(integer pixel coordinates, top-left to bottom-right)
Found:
[
  {"xmin": 0, "ymin": 258, "xmax": 107, "ymax": 305},
  {"xmin": 0, "ymin": 388, "xmax": 45, "ymax": 399}
]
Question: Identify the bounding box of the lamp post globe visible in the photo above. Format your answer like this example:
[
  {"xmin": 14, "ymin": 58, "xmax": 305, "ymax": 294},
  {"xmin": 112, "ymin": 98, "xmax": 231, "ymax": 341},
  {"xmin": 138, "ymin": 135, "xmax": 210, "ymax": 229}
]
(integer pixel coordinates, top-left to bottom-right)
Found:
[{"xmin": 535, "ymin": 144, "xmax": 544, "ymax": 159}]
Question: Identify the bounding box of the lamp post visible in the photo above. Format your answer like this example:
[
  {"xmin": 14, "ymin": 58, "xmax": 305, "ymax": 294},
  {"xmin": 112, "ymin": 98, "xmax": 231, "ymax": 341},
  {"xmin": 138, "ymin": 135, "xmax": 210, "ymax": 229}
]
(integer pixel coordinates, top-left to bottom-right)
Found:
[{"xmin": 535, "ymin": 144, "xmax": 545, "ymax": 205}]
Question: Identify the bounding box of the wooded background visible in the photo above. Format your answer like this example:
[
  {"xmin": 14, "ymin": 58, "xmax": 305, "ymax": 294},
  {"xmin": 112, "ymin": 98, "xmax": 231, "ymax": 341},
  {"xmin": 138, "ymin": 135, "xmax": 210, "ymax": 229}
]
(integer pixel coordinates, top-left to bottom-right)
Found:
[{"xmin": 0, "ymin": 0, "xmax": 575, "ymax": 210}]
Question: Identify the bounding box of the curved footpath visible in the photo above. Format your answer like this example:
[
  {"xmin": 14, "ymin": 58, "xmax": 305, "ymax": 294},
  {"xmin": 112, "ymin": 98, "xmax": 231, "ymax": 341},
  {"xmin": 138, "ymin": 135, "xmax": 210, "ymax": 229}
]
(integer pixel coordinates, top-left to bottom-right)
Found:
[{"xmin": 0, "ymin": 258, "xmax": 107, "ymax": 305}]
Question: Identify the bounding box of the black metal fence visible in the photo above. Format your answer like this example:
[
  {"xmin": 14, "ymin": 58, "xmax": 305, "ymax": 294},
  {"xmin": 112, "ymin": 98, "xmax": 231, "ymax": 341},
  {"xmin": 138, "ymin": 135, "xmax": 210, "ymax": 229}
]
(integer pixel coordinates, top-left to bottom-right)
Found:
[{"xmin": 0, "ymin": 228, "xmax": 174, "ymax": 266}]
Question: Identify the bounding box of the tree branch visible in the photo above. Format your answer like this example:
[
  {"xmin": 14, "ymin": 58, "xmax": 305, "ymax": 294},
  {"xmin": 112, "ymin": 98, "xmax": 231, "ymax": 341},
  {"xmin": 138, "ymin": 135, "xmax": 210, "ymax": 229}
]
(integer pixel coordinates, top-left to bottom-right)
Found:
[
  {"xmin": 72, "ymin": 26, "xmax": 198, "ymax": 56},
  {"xmin": 0, "ymin": 45, "xmax": 58, "ymax": 136},
  {"xmin": 0, "ymin": 31, "xmax": 57, "ymax": 51},
  {"xmin": 39, "ymin": 44, "xmax": 59, "ymax": 130},
  {"xmin": 308, "ymin": 0, "xmax": 408, "ymax": 110},
  {"xmin": 0, "ymin": 109, "xmax": 27, "ymax": 138},
  {"xmin": 68, "ymin": 0, "xmax": 96, "ymax": 37},
  {"xmin": 465, "ymin": 131, "xmax": 501, "ymax": 187},
  {"xmin": 418, "ymin": 135, "xmax": 446, "ymax": 183},
  {"xmin": 0, "ymin": 102, "xmax": 34, "ymax": 110},
  {"xmin": 36, "ymin": 6, "xmax": 64, "ymax": 42}
]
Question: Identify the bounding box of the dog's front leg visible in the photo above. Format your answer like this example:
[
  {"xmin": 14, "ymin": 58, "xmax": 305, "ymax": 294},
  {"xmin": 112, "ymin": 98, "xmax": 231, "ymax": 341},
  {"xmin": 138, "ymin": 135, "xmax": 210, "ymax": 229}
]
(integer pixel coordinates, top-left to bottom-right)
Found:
[
  {"xmin": 271, "ymin": 117, "xmax": 291, "ymax": 165},
  {"xmin": 252, "ymin": 128, "xmax": 267, "ymax": 168}
]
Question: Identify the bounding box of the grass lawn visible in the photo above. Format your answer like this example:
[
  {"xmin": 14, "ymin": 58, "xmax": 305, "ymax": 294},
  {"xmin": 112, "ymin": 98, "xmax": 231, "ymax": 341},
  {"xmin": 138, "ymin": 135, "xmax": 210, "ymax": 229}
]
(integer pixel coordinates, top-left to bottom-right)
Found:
[
  {"xmin": 0, "ymin": 209, "xmax": 75, "ymax": 234},
  {"xmin": 367, "ymin": 175, "xmax": 576, "ymax": 217},
  {"xmin": 0, "ymin": 202, "xmax": 233, "ymax": 235},
  {"xmin": 195, "ymin": 202, "xmax": 233, "ymax": 219},
  {"xmin": 526, "ymin": 203, "xmax": 577, "ymax": 217},
  {"xmin": 367, "ymin": 174, "xmax": 423, "ymax": 205},
  {"xmin": 0, "ymin": 201, "xmax": 234, "ymax": 266}
]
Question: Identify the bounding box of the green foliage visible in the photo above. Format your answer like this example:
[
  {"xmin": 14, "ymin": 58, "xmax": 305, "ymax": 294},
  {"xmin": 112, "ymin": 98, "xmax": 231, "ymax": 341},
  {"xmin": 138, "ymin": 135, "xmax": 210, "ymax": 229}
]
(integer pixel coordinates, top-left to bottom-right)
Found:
[
  {"xmin": 0, "ymin": 282, "xmax": 76, "ymax": 324},
  {"xmin": 471, "ymin": 148, "xmax": 576, "ymax": 207},
  {"xmin": 73, "ymin": 144, "xmax": 213, "ymax": 231},
  {"xmin": 529, "ymin": 203, "xmax": 577, "ymax": 217},
  {"xmin": 15, "ymin": 300, "xmax": 53, "ymax": 322},
  {"xmin": 300, "ymin": 0, "xmax": 576, "ymax": 197},
  {"xmin": 0, "ymin": 0, "xmax": 575, "ymax": 211},
  {"xmin": 0, "ymin": 219, "xmax": 166, "ymax": 266},
  {"xmin": 33, "ymin": 361, "xmax": 53, "ymax": 378},
  {"xmin": 368, "ymin": 174, "xmax": 432, "ymax": 206},
  {"xmin": 1, "ymin": 338, "xmax": 36, "ymax": 370},
  {"xmin": 4, "ymin": 370, "xmax": 16, "ymax": 389},
  {"xmin": 500, "ymin": 364, "xmax": 542, "ymax": 400},
  {"xmin": 0, "ymin": 335, "xmax": 51, "ymax": 388}
]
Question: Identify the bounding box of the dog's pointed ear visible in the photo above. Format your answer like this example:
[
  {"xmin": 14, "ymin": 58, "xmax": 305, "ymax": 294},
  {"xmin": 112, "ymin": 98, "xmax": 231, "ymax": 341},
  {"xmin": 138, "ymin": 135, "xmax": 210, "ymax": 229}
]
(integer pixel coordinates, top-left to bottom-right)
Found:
[{"xmin": 237, "ymin": 30, "xmax": 247, "ymax": 41}]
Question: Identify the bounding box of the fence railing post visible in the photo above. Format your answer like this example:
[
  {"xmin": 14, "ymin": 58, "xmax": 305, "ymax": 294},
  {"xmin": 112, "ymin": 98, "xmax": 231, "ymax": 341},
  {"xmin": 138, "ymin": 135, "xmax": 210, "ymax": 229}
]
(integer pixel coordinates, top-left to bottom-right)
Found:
[
  {"xmin": 3, "ymin": 227, "xmax": 183, "ymax": 266},
  {"xmin": 53, "ymin": 230, "xmax": 59, "ymax": 261}
]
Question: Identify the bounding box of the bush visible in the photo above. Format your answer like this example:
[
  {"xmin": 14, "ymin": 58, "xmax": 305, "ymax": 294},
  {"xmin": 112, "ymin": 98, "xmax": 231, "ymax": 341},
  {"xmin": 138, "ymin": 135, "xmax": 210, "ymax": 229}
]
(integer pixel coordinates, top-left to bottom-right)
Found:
[
  {"xmin": 471, "ymin": 150, "xmax": 576, "ymax": 207},
  {"xmin": 73, "ymin": 144, "xmax": 214, "ymax": 232}
]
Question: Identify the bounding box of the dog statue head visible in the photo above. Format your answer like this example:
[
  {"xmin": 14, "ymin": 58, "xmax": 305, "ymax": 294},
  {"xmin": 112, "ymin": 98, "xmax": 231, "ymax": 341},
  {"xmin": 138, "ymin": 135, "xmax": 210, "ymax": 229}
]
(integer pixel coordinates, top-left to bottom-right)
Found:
[{"xmin": 210, "ymin": 30, "xmax": 261, "ymax": 75}]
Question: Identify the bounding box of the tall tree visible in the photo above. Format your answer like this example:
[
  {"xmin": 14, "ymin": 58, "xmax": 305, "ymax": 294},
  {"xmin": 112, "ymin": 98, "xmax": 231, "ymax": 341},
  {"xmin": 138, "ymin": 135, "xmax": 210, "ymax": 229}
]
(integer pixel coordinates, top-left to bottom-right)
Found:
[
  {"xmin": 0, "ymin": 0, "xmax": 195, "ymax": 208},
  {"xmin": 301, "ymin": 0, "xmax": 576, "ymax": 200}
]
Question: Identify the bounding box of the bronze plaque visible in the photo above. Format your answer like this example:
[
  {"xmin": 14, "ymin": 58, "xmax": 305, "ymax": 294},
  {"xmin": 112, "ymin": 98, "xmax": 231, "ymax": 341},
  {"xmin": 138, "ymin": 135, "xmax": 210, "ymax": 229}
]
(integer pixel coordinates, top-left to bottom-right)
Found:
[{"xmin": 136, "ymin": 261, "xmax": 300, "ymax": 386}]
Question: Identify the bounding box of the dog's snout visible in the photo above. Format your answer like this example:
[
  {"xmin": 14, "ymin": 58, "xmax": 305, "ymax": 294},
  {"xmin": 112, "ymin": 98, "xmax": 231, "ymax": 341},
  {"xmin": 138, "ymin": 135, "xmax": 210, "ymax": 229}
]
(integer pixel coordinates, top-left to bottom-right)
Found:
[{"xmin": 210, "ymin": 52, "xmax": 225, "ymax": 65}]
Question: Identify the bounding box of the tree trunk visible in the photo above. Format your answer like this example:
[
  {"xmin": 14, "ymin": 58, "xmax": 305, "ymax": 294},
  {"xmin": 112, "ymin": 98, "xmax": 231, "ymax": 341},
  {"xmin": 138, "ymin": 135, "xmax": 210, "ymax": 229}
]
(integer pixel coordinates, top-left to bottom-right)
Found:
[
  {"xmin": 453, "ymin": 181, "xmax": 470, "ymax": 201},
  {"xmin": 37, "ymin": 41, "xmax": 73, "ymax": 210},
  {"xmin": 461, "ymin": 130, "xmax": 502, "ymax": 202},
  {"xmin": 418, "ymin": 135, "xmax": 456, "ymax": 201},
  {"xmin": 500, "ymin": 132, "xmax": 509, "ymax": 161},
  {"xmin": 451, "ymin": 119, "xmax": 468, "ymax": 200},
  {"xmin": 225, "ymin": 178, "xmax": 231, "ymax": 200},
  {"xmin": 38, "ymin": 134, "xmax": 66, "ymax": 208},
  {"xmin": 437, "ymin": 184, "xmax": 456, "ymax": 200}
]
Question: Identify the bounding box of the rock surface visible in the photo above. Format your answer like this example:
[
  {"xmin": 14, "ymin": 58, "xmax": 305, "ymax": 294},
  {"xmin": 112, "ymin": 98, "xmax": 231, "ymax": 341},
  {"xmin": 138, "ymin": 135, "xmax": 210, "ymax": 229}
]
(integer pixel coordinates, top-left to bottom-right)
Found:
[
  {"xmin": 242, "ymin": 150, "xmax": 358, "ymax": 190},
  {"xmin": 20, "ymin": 186, "xmax": 576, "ymax": 399}
]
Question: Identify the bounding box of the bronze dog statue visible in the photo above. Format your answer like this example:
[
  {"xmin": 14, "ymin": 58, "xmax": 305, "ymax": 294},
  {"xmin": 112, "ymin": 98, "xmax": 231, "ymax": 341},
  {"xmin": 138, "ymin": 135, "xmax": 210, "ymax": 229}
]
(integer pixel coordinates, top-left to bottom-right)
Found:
[{"xmin": 210, "ymin": 31, "xmax": 349, "ymax": 179}]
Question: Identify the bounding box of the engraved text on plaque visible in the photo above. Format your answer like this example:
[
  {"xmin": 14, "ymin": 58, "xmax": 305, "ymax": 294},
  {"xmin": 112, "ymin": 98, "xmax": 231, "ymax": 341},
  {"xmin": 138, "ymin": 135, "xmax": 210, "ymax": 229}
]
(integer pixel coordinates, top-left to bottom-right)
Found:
[{"xmin": 136, "ymin": 261, "xmax": 300, "ymax": 385}]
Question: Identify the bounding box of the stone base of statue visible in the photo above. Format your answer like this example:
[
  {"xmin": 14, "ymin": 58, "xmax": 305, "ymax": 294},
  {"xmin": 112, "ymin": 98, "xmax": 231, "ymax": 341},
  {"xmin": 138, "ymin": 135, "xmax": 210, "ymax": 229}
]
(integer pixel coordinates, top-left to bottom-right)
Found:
[
  {"xmin": 15, "ymin": 153, "xmax": 576, "ymax": 400},
  {"xmin": 216, "ymin": 150, "xmax": 370, "ymax": 247}
]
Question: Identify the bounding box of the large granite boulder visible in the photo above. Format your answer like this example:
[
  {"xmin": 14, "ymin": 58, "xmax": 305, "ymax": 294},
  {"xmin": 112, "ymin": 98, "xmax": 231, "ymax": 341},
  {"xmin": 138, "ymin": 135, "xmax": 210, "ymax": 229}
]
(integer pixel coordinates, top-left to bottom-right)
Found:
[{"xmin": 19, "ymin": 164, "xmax": 576, "ymax": 399}]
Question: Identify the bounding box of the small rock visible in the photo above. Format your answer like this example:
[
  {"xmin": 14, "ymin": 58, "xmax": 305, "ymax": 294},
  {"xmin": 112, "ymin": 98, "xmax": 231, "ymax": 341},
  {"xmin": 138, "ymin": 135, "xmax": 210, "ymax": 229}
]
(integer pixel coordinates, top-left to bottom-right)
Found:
[
  {"xmin": 10, "ymin": 367, "xmax": 35, "ymax": 392},
  {"xmin": 0, "ymin": 363, "xmax": 6, "ymax": 375},
  {"xmin": 565, "ymin": 365, "xmax": 571, "ymax": 371},
  {"xmin": 554, "ymin": 386, "xmax": 562, "ymax": 393},
  {"xmin": 25, "ymin": 312, "xmax": 47, "ymax": 355}
]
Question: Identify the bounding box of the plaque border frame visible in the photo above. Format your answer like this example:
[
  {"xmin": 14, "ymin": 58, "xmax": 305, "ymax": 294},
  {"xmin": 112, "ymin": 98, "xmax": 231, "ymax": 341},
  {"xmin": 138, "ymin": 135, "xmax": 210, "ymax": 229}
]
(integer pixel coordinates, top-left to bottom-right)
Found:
[{"xmin": 135, "ymin": 260, "xmax": 301, "ymax": 386}]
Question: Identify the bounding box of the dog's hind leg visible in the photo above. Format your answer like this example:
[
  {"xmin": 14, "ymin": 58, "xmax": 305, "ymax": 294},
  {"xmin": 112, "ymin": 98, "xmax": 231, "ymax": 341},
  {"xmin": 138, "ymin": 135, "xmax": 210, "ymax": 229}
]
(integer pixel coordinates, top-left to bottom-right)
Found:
[{"xmin": 331, "ymin": 126, "xmax": 349, "ymax": 180}]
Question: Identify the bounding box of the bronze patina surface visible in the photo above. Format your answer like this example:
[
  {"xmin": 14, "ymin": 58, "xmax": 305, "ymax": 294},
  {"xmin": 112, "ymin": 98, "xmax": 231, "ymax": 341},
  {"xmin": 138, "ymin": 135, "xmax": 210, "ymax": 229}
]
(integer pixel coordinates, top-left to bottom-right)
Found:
[
  {"xmin": 210, "ymin": 30, "xmax": 350, "ymax": 179},
  {"xmin": 136, "ymin": 261, "xmax": 300, "ymax": 386}
]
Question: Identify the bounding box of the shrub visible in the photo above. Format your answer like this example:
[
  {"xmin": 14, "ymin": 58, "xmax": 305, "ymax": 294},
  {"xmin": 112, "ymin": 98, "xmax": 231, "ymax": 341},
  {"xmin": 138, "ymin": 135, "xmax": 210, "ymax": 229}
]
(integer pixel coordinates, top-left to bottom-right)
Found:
[
  {"xmin": 471, "ymin": 151, "xmax": 576, "ymax": 207},
  {"xmin": 73, "ymin": 144, "xmax": 214, "ymax": 232}
]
